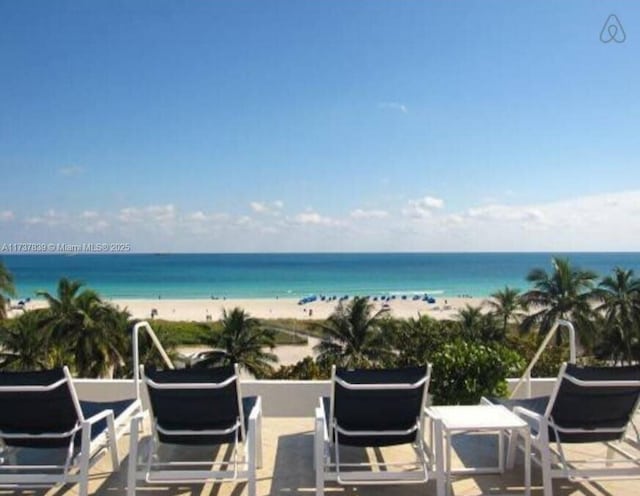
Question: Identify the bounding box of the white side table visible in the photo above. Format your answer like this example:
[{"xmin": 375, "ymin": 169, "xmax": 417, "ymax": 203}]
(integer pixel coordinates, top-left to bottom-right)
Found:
[{"xmin": 426, "ymin": 404, "xmax": 530, "ymax": 496}]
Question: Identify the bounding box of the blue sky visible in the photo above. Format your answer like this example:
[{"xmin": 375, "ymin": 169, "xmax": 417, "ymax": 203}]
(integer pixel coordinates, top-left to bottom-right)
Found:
[{"xmin": 1, "ymin": 0, "xmax": 639, "ymax": 252}]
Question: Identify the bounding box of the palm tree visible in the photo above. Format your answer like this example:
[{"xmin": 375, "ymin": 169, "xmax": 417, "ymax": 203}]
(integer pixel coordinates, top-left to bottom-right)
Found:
[
  {"xmin": 38, "ymin": 278, "xmax": 127, "ymax": 378},
  {"xmin": 269, "ymin": 356, "xmax": 330, "ymax": 380},
  {"xmin": 456, "ymin": 304, "xmax": 502, "ymax": 341},
  {"xmin": 0, "ymin": 261, "xmax": 16, "ymax": 320},
  {"xmin": 485, "ymin": 286, "xmax": 527, "ymax": 337},
  {"xmin": 197, "ymin": 307, "xmax": 277, "ymax": 378},
  {"xmin": 314, "ymin": 296, "xmax": 392, "ymax": 368},
  {"xmin": 393, "ymin": 315, "xmax": 450, "ymax": 367},
  {"xmin": 72, "ymin": 301, "xmax": 128, "ymax": 378},
  {"xmin": 521, "ymin": 257, "xmax": 597, "ymax": 345},
  {"xmin": 593, "ymin": 267, "xmax": 640, "ymax": 364},
  {"xmin": 0, "ymin": 310, "xmax": 51, "ymax": 370},
  {"xmin": 457, "ymin": 305, "xmax": 484, "ymax": 337}
]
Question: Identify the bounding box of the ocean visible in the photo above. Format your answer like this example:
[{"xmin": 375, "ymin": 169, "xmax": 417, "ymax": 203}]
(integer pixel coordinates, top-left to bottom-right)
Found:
[{"xmin": 2, "ymin": 253, "xmax": 640, "ymax": 300}]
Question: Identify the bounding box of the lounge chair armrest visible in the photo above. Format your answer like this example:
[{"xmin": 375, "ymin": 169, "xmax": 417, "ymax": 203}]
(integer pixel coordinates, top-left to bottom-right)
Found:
[
  {"xmin": 128, "ymin": 409, "xmax": 149, "ymax": 437},
  {"xmin": 248, "ymin": 396, "xmax": 262, "ymax": 421},
  {"xmin": 315, "ymin": 406, "xmax": 328, "ymax": 442},
  {"xmin": 84, "ymin": 408, "xmax": 115, "ymax": 425},
  {"xmin": 513, "ymin": 406, "xmax": 543, "ymax": 424},
  {"xmin": 424, "ymin": 407, "xmax": 442, "ymax": 422},
  {"xmin": 625, "ymin": 419, "xmax": 640, "ymax": 446},
  {"xmin": 133, "ymin": 409, "xmax": 149, "ymax": 420},
  {"xmin": 123, "ymin": 398, "xmax": 143, "ymax": 415},
  {"xmin": 129, "ymin": 410, "xmax": 149, "ymax": 425},
  {"xmin": 513, "ymin": 406, "xmax": 545, "ymax": 438},
  {"xmin": 131, "ymin": 409, "xmax": 149, "ymax": 423}
]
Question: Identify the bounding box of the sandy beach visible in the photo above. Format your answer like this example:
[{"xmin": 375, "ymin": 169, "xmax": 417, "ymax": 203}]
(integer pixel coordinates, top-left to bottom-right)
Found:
[{"xmin": 11, "ymin": 295, "xmax": 483, "ymax": 322}]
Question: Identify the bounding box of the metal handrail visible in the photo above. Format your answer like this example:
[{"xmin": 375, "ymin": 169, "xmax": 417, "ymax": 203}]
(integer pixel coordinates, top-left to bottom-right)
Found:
[
  {"xmin": 133, "ymin": 321, "xmax": 175, "ymax": 400},
  {"xmin": 510, "ymin": 319, "xmax": 576, "ymax": 399}
]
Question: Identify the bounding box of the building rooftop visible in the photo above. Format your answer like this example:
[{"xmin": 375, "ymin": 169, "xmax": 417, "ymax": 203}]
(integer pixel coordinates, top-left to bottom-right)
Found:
[{"xmin": 3, "ymin": 377, "xmax": 637, "ymax": 496}]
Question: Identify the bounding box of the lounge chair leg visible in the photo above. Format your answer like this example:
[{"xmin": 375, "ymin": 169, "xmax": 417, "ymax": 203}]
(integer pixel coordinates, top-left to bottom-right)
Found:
[
  {"xmin": 523, "ymin": 430, "xmax": 531, "ymax": 496},
  {"xmin": 257, "ymin": 408, "xmax": 264, "ymax": 469},
  {"xmin": 498, "ymin": 429, "xmax": 505, "ymax": 473},
  {"xmin": 248, "ymin": 471, "xmax": 257, "ymax": 496},
  {"xmin": 434, "ymin": 418, "xmax": 445, "ymax": 496},
  {"xmin": 314, "ymin": 414, "xmax": 324, "ymax": 496},
  {"xmin": 127, "ymin": 416, "xmax": 140, "ymax": 496},
  {"xmin": 540, "ymin": 445, "xmax": 553, "ymax": 496},
  {"xmin": 78, "ymin": 423, "xmax": 91, "ymax": 496},
  {"xmin": 606, "ymin": 443, "xmax": 615, "ymax": 467},
  {"xmin": 248, "ymin": 416, "xmax": 257, "ymax": 496},
  {"xmin": 107, "ymin": 412, "xmax": 120, "ymax": 470},
  {"xmin": 506, "ymin": 430, "xmax": 518, "ymax": 470}
]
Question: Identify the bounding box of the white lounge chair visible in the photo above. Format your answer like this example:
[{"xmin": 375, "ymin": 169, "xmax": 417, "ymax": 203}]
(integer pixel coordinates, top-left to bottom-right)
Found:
[
  {"xmin": 314, "ymin": 365, "xmax": 434, "ymax": 495},
  {"xmin": 0, "ymin": 366, "xmax": 141, "ymax": 495},
  {"xmin": 490, "ymin": 362, "xmax": 640, "ymax": 495},
  {"xmin": 127, "ymin": 364, "xmax": 263, "ymax": 496}
]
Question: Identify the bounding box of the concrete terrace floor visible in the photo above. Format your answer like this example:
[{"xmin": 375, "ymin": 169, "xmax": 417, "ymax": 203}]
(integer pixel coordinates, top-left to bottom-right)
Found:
[{"xmin": 1, "ymin": 417, "xmax": 638, "ymax": 496}]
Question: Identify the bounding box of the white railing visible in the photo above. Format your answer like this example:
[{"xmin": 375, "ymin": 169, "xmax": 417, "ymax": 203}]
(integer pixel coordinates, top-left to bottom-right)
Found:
[
  {"xmin": 132, "ymin": 321, "xmax": 174, "ymax": 400},
  {"xmin": 510, "ymin": 319, "xmax": 576, "ymax": 399}
]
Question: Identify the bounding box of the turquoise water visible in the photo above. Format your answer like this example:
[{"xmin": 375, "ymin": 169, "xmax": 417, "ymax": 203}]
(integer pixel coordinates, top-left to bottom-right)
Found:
[{"xmin": 3, "ymin": 253, "xmax": 640, "ymax": 300}]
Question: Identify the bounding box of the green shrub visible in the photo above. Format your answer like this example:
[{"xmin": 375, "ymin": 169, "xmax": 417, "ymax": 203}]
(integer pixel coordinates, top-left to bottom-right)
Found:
[
  {"xmin": 391, "ymin": 316, "xmax": 453, "ymax": 367},
  {"xmin": 269, "ymin": 356, "xmax": 331, "ymax": 379},
  {"xmin": 430, "ymin": 339, "xmax": 523, "ymax": 405},
  {"xmin": 145, "ymin": 319, "xmax": 307, "ymax": 347},
  {"xmin": 148, "ymin": 319, "xmax": 214, "ymax": 345},
  {"xmin": 506, "ymin": 334, "xmax": 569, "ymax": 378},
  {"xmin": 268, "ymin": 329, "xmax": 308, "ymax": 345},
  {"xmin": 262, "ymin": 318, "xmax": 325, "ymax": 338}
]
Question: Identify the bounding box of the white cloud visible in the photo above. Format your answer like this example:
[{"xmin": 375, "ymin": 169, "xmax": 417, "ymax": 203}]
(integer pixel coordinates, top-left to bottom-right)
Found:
[
  {"xmin": 236, "ymin": 216, "xmax": 252, "ymax": 226},
  {"xmin": 250, "ymin": 201, "xmax": 284, "ymax": 215},
  {"xmin": 77, "ymin": 210, "xmax": 108, "ymax": 233},
  {"xmin": 249, "ymin": 202, "xmax": 267, "ymax": 213},
  {"xmin": 435, "ymin": 190, "xmax": 640, "ymax": 250},
  {"xmin": 447, "ymin": 214, "xmax": 464, "ymax": 225},
  {"xmin": 187, "ymin": 211, "xmax": 207, "ymax": 221},
  {"xmin": 84, "ymin": 220, "xmax": 109, "ymax": 233},
  {"xmin": 118, "ymin": 208, "xmax": 139, "ymax": 224},
  {"xmin": 25, "ymin": 209, "xmax": 65, "ymax": 227},
  {"xmin": 6, "ymin": 190, "xmax": 640, "ymax": 252},
  {"xmin": 148, "ymin": 205, "xmax": 176, "ymax": 222},
  {"xmin": 259, "ymin": 226, "xmax": 279, "ymax": 234},
  {"xmin": 350, "ymin": 208, "xmax": 389, "ymax": 219},
  {"xmin": 0, "ymin": 210, "xmax": 14, "ymax": 221},
  {"xmin": 402, "ymin": 196, "xmax": 444, "ymax": 218},
  {"xmin": 294, "ymin": 211, "xmax": 342, "ymax": 227},
  {"xmin": 58, "ymin": 165, "xmax": 84, "ymax": 176},
  {"xmin": 186, "ymin": 211, "xmax": 231, "ymax": 223},
  {"xmin": 467, "ymin": 205, "xmax": 545, "ymax": 223},
  {"xmin": 119, "ymin": 204, "xmax": 176, "ymax": 224},
  {"xmin": 378, "ymin": 102, "xmax": 408, "ymax": 113}
]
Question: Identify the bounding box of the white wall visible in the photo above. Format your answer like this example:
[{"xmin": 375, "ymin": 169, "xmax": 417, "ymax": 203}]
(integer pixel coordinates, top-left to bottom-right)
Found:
[{"xmin": 75, "ymin": 377, "xmax": 557, "ymax": 417}]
